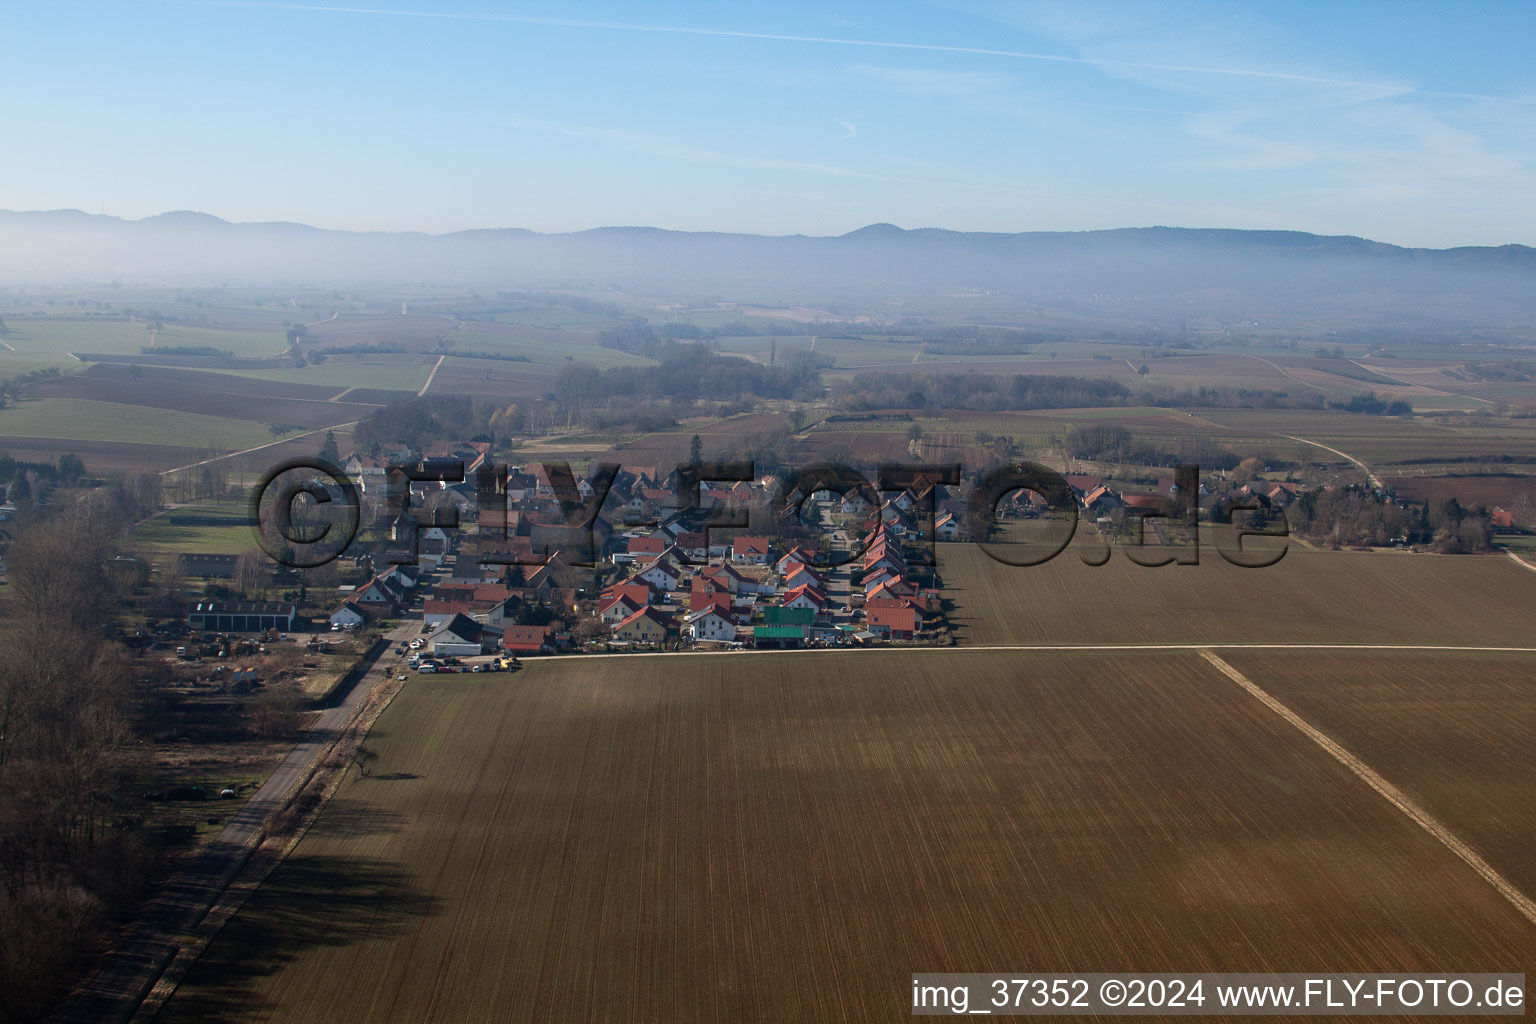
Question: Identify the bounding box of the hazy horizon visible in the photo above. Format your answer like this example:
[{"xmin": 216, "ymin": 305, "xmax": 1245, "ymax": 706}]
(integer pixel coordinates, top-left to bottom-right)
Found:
[{"xmin": 5, "ymin": 207, "xmax": 1535, "ymax": 251}]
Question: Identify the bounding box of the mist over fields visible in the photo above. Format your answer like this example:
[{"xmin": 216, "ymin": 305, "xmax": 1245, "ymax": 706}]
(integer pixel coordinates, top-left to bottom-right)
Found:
[{"xmin": 4, "ymin": 210, "xmax": 1535, "ymax": 329}]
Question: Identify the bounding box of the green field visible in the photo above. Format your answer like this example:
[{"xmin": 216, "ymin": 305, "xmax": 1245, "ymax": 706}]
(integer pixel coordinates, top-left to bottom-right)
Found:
[
  {"xmin": 448, "ymin": 326, "xmax": 655, "ymax": 370},
  {"xmin": 133, "ymin": 503, "xmax": 257, "ymax": 555},
  {"xmin": 0, "ymin": 397, "xmax": 275, "ymax": 449},
  {"xmin": 206, "ymin": 359, "xmax": 432, "ymax": 391},
  {"xmin": 1, "ymin": 319, "xmax": 286, "ymax": 358}
]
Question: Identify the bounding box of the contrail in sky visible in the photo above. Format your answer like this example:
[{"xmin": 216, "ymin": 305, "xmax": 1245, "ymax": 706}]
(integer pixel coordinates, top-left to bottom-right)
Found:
[{"xmin": 165, "ymin": 0, "xmax": 1424, "ymax": 95}]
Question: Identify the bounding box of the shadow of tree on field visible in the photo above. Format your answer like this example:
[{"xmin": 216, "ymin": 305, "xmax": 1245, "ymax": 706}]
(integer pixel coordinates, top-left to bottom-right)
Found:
[
  {"xmin": 302, "ymin": 797, "xmax": 412, "ymax": 840},
  {"xmin": 155, "ymin": 855, "xmax": 442, "ymax": 1024}
]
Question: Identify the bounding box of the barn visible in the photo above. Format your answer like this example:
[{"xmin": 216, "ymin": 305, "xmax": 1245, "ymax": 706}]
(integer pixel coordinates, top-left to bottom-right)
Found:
[{"xmin": 188, "ymin": 601, "xmax": 296, "ymax": 633}]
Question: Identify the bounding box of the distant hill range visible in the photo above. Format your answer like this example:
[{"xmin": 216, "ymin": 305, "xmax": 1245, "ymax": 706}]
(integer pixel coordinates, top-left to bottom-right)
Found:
[{"xmin": 4, "ymin": 209, "xmax": 1534, "ymax": 330}]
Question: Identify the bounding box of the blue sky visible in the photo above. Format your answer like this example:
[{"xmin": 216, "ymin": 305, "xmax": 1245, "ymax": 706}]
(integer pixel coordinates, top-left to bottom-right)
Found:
[{"xmin": 5, "ymin": 1, "xmax": 1534, "ymax": 245}]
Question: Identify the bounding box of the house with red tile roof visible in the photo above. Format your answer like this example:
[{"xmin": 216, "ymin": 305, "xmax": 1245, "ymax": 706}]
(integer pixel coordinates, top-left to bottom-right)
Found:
[
  {"xmin": 611, "ymin": 606, "xmax": 672, "ymax": 643},
  {"xmin": 867, "ymin": 604, "xmax": 920, "ymax": 639},
  {"xmin": 731, "ymin": 535, "xmax": 772, "ymax": 563}
]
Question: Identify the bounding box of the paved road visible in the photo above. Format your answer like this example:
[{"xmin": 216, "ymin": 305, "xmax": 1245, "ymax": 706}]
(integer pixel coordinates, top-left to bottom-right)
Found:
[{"xmin": 51, "ymin": 622, "xmax": 418, "ymax": 1024}]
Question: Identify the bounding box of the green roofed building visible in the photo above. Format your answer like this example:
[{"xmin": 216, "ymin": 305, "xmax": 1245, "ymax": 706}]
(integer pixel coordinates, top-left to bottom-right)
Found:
[
  {"xmin": 760, "ymin": 607, "xmax": 814, "ymax": 626},
  {"xmin": 753, "ymin": 624, "xmax": 807, "ymax": 649}
]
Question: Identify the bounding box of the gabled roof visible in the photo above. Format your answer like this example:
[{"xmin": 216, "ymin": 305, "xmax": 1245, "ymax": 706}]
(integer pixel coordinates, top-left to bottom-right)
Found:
[
  {"xmin": 614, "ymin": 606, "xmax": 672, "ymax": 632},
  {"xmin": 701, "ymin": 562, "xmax": 747, "ymax": 583},
  {"xmin": 640, "ymin": 557, "xmax": 680, "ymax": 579},
  {"xmin": 866, "ymin": 576, "xmax": 916, "ymax": 600},
  {"xmin": 599, "ymin": 591, "xmax": 642, "ymax": 613},
  {"xmin": 783, "ymin": 563, "xmax": 825, "ymax": 585},
  {"xmin": 781, "ymin": 583, "xmax": 827, "ymax": 607},
  {"xmin": 191, "ymin": 600, "xmax": 296, "ymax": 615},
  {"xmin": 683, "ymin": 605, "xmax": 736, "ymax": 625},
  {"xmin": 603, "ymin": 580, "xmax": 655, "ymax": 604},
  {"xmin": 332, "ymin": 600, "xmax": 369, "ymax": 620},
  {"xmin": 777, "ymin": 545, "xmax": 815, "ymax": 567},
  {"xmin": 868, "ymin": 605, "xmax": 919, "ymax": 632},
  {"xmin": 866, "ymin": 595, "xmax": 924, "ymax": 613},
  {"xmin": 429, "ymin": 612, "xmax": 486, "ymax": 645},
  {"xmin": 628, "ymin": 535, "xmax": 667, "ymax": 555},
  {"xmin": 502, "ymin": 624, "xmax": 553, "ymax": 650},
  {"xmin": 688, "ymin": 590, "xmax": 734, "ymax": 613},
  {"xmin": 732, "ymin": 535, "xmax": 771, "ymax": 556}
]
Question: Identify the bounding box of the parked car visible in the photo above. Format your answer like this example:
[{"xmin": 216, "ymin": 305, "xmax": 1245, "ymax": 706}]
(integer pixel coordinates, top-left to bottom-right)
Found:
[{"xmin": 417, "ymin": 663, "xmax": 439, "ymax": 673}]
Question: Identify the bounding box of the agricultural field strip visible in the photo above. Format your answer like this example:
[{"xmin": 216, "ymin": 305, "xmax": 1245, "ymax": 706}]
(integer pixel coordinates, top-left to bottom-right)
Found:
[
  {"xmin": 158, "ymin": 421, "xmax": 359, "ymax": 476},
  {"xmin": 156, "ymin": 646, "xmax": 1536, "ymax": 1024},
  {"xmin": 542, "ymin": 642, "xmax": 1536, "ymax": 663},
  {"xmin": 1352, "ymin": 360, "xmax": 1496, "ymax": 405},
  {"xmin": 1199, "ymin": 649, "xmax": 1536, "ymax": 926},
  {"xmin": 1250, "ymin": 356, "xmax": 1330, "ymax": 394}
]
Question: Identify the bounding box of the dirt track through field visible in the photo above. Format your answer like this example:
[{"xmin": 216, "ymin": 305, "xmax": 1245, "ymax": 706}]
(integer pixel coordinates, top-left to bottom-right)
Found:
[
  {"xmin": 1199, "ymin": 649, "xmax": 1536, "ymax": 927},
  {"xmin": 418, "ymin": 355, "xmax": 444, "ymax": 395},
  {"xmin": 1281, "ymin": 433, "xmax": 1384, "ymax": 489},
  {"xmin": 159, "ymin": 421, "xmax": 358, "ymax": 476}
]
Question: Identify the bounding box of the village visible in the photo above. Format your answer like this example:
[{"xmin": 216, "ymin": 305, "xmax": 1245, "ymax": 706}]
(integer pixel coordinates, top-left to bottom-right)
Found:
[
  {"xmin": 270, "ymin": 443, "xmax": 1340, "ymax": 670},
  {"xmin": 130, "ymin": 425, "xmax": 1524, "ymax": 684},
  {"xmin": 320, "ymin": 445, "xmax": 957, "ymax": 667}
]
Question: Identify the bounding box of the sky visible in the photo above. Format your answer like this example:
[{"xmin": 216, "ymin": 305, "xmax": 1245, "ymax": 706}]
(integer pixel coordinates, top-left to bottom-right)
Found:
[{"xmin": 4, "ymin": 0, "xmax": 1535, "ymax": 246}]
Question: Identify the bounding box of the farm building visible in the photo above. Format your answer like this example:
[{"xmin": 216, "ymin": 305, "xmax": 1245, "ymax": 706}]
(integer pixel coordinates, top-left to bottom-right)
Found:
[
  {"xmin": 179, "ymin": 552, "xmax": 239, "ymax": 578},
  {"xmin": 756, "ymin": 606, "xmax": 813, "ymax": 648},
  {"xmin": 188, "ymin": 601, "xmax": 296, "ymax": 633},
  {"xmin": 428, "ymin": 613, "xmax": 495, "ymax": 656},
  {"xmin": 752, "ymin": 624, "xmax": 805, "ymax": 649}
]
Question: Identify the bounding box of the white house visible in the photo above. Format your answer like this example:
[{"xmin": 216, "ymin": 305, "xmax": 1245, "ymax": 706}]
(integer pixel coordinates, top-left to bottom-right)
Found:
[
  {"xmin": 428, "ymin": 613, "xmax": 492, "ymax": 656},
  {"xmin": 781, "ymin": 585, "xmax": 827, "ymax": 613},
  {"xmin": 599, "ymin": 594, "xmax": 645, "ymax": 624},
  {"xmin": 731, "ymin": 536, "xmax": 772, "ymax": 564},
  {"xmin": 329, "ymin": 602, "xmax": 367, "ymax": 629},
  {"xmin": 639, "ymin": 559, "xmax": 681, "ymax": 592},
  {"xmin": 682, "ymin": 607, "xmax": 738, "ymax": 642}
]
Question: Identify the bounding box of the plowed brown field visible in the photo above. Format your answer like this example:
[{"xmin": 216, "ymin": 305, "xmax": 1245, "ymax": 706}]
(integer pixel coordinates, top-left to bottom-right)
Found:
[{"xmin": 157, "ymin": 649, "xmax": 1536, "ymax": 1023}]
